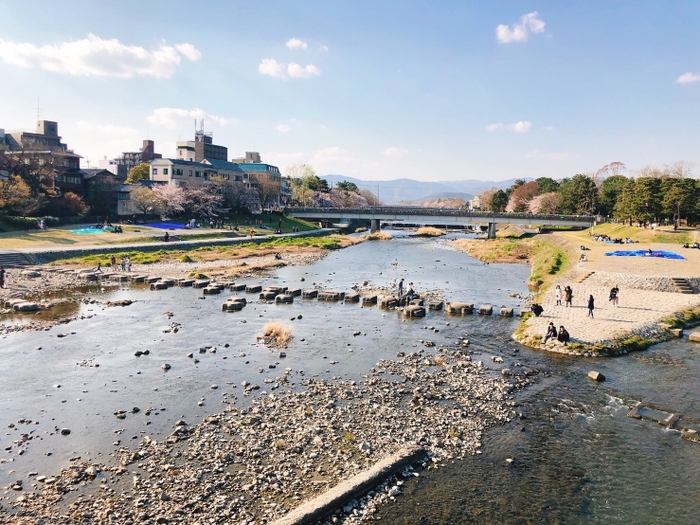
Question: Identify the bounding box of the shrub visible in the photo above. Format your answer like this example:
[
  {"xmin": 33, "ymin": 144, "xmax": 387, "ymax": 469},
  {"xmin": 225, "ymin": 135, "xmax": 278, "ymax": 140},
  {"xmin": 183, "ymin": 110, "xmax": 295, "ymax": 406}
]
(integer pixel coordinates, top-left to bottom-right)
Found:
[
  {"xmin": 262, "ymin": 321, "xmax": 293, "ymax": 347},
  {"xmin": 5, "ymin": 215, "xmax": 60, "ymax": 228},
  {"xmin": 415, "ymin": 227, "xmax": 445, "ymax": 237}
]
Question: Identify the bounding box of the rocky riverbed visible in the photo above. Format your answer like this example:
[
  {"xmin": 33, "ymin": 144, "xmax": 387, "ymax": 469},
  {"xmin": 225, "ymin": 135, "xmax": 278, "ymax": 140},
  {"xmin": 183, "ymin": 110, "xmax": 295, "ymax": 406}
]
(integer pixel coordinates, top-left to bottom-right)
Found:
[{"xmin": 4, "ymin": 342, "xmax": 536, "ymax": 524}]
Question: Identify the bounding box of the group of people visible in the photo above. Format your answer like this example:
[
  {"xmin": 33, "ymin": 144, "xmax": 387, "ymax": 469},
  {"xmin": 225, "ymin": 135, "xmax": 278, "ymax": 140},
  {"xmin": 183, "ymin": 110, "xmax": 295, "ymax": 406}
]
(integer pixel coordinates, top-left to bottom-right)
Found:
[
  {"xmin": 108, "ymin": 255, "xmax": 132, "ymax": 272},
  {"xmin": 397, "ymin": 278, "xmax": 418, "ymax": 304},
  {"xmin": 542, "ymin": 322, "xmax": 570, "ymax": 344},
  {"xmin": 591, "ymin": 233, "xmax": 635, "ymax": 244},
  {"xmin": 554, "ymin": 285, "xmax": 575, "ymax": 307}
]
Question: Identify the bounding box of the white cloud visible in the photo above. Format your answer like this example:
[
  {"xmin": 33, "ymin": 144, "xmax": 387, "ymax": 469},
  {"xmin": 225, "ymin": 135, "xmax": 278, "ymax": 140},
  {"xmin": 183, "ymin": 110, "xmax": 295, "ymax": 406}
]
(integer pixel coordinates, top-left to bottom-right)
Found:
[
  {"xmin": 75, "ymin": 121, "xmax": 139, "ymax": 135},
  {"xmin": 276, "ymin": 124, "xmax": 290, "ymax": 133},
  {"xmin": 0, "ymin": 33, "xmax": 201, "ymax": 78},
  {"xmin": 496, "ymin": 12, "xmax": 545, "ymax": 43},
  {"xmin": 526, "ymin": 149, "xmax": 568, "ymax": 160},
  {"xmin": 319, "ymin": 45, "xmax": 329, "ymax": 52},
  {"xmin": 286, "ymin": 38, "xmax": 308, "ymax": 50},
  {"xmin": 382, "ymin": 146, "xmax": 409, "ymax": 157},
  {"xmin": 486, "ymin": 121, "xmax": 532, "ymax": 133},
  {"xmin": 542, "ymin": 125, "xmax": 554, "ymax": 131},
  {"xmin": 258, "ymin": 58, "xmax": 321, "ymax": 79},
  {"xmin": 313, "ymin": 147, "xmax": 354, "ymax": 164},
  {"xmin": 175, "ymin": 43, "xmax": 202, "ymax": 61},
  {"xmin": 147, "ymin": 108, "xmax": 232, "ymax": 128},
  {"xmin": 676, "ymin": 72, "xmax": 700, "ymax": 84}
]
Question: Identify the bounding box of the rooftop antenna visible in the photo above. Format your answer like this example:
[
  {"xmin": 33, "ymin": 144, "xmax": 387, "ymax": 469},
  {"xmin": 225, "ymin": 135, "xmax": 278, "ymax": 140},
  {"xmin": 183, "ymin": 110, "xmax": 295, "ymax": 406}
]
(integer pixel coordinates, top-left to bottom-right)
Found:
[
  {"xmin": 86, "ymin": 157, "xmax": 91, "ymax": 169},
  {"xmin": 36, "ymin": 97, "xmax": 41, "ymax": 124}
]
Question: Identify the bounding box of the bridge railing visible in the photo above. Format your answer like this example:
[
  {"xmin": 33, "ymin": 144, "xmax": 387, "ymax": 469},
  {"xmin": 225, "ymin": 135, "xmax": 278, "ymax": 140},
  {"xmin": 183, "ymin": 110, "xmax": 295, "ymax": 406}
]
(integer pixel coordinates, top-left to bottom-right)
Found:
[{"xmin": 284, "ymin": 206, "xmax": 595, "ymax": 223}]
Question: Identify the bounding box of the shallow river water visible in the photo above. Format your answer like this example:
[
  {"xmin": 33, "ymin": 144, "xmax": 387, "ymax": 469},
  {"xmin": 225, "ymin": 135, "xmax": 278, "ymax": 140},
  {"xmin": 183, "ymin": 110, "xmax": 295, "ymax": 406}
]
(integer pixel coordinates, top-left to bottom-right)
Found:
[{"xmin": 2, "ymin": 233, "xmax": 700, "ymax": 523}]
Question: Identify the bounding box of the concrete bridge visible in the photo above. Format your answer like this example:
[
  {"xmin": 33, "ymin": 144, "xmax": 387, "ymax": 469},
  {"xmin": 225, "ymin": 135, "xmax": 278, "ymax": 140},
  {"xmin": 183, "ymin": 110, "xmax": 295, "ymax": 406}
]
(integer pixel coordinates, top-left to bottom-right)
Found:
[{"xmin": 284, "ymin": 207, "xmax": 595, "ymax": 238}]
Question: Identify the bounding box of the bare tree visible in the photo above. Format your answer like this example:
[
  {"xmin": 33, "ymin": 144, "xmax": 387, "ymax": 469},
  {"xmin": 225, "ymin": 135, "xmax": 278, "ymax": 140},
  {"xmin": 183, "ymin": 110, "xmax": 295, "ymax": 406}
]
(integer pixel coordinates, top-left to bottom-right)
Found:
[
  {"xmin": 130, "ymin": 186, "xmax": 165, "ymax": 215},
  {"xmin": 666, "ymin": 160, "xmax": 695, "ymax": 178}
]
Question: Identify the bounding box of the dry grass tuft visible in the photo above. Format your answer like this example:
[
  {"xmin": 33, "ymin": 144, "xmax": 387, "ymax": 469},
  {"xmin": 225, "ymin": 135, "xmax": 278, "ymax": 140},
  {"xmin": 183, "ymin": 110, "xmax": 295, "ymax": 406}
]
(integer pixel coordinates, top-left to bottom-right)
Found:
[
  {"xmin": 262, "ymin": 321, "xmax": 293, "ymax": 347},
  {"xmin": 367, "ymin": 231, "xmax": 393, "ymax": 241},
  {"xmin": 434, "ymin": 356, "xmax": 446, "ymax": 366},
  {"xmin": 416, "ymin": 226, "xmax": 445, "ymax": 237}
]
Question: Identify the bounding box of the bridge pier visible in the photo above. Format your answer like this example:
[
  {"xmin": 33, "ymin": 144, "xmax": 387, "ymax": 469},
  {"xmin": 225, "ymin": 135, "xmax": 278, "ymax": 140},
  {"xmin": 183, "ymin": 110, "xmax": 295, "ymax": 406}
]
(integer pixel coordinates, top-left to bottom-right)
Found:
[
  {"xmin": 370, "ymin": 219, "xmax": 381, "ymax": 233},
  {"xmin": 487, "ymin": 222, "xmax": 497, "ymax": 239}
]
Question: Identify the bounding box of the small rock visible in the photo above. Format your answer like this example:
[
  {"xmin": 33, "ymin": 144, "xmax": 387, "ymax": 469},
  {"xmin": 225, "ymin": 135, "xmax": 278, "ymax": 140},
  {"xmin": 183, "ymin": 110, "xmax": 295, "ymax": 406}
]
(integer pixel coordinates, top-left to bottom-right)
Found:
[{"xmin": 588, "ymin": 370, "xmax": 605, "ymax": 382}]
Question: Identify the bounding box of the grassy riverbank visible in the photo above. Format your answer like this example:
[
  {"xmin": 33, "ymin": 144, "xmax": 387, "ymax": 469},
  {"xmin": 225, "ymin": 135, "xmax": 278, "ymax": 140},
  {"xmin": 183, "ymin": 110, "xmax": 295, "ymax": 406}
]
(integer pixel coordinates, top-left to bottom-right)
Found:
[
  {"xmin": 53, "ymin": 234, "xmax": 361, "ymax": 267},
  {"xmin": 452, "ymin": 235, "xmax": 574, "ymax": 293}
]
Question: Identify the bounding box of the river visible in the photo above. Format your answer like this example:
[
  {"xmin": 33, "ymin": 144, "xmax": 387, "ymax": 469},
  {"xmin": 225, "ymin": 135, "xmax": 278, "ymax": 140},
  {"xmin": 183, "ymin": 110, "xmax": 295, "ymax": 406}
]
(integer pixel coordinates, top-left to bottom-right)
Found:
[{"xmin": 1, "ymin": 233, "xmax": 699, "ymax": 523}]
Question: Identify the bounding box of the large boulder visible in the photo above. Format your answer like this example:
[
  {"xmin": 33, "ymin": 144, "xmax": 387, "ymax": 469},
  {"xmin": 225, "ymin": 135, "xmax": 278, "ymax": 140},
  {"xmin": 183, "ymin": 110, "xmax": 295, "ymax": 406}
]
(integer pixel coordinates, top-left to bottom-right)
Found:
[
  {"xmin": 689, "ymin": 332, "xmax": 700, "ymax": 343},
  {"xmin": 588, "ymin": 370, "xmax": 605, "ymax": 382}
]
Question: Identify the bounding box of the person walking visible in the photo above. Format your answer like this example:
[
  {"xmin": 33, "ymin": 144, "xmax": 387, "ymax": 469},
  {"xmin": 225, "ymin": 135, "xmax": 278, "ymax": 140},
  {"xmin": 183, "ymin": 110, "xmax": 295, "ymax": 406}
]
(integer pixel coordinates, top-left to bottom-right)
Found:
[
  {"xmin": 587, "ymin": 294, "xmax": 595, "ymax": 317},
  {"xmin": 564, "ymin": 285, "xmax": 573, "ymax": 307},
  {"xmin": 609, "ymin": 285, "xmax": 619, "ymax": 307},
  {"xmin": 555, "ymin": 285, "xmax": 562, "ymax": 306},
  {"xmin": 95, "ymin": 262, "xmax": 103, "ymax": 273}
]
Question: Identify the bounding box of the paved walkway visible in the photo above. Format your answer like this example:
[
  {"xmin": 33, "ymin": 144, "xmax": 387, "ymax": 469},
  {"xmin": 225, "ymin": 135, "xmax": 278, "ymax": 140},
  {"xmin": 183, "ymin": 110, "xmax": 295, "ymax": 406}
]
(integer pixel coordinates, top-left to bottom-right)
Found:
[{"xmin": 528, "ymin": 278, "xmax": 700, "ymax": 344}]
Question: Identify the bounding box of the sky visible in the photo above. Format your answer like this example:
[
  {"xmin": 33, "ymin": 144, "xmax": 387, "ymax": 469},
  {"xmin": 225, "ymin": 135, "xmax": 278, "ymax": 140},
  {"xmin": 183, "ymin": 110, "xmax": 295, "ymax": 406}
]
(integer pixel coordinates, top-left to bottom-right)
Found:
[{"xmin": 1, "ymin": 0, "xmax": 699, "ymax": 182}]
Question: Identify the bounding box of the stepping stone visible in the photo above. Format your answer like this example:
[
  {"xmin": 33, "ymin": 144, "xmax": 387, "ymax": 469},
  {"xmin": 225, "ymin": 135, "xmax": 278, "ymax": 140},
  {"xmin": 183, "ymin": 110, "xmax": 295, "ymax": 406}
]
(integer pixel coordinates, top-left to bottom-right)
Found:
[
  {"xmin": 178, "ymin": 279, "xmax": 195, "ymax": 287},
  {"xmin": 404, "ymin": 305, "xmax": 426, "ymax": 318},
  {"xmin": 445, "ymin": 302, "xmax": 473, "ymax": 315},
  {"xmin": 229, "ymin": 283, "xmax": 246, "ymax": 291},
  {"xmin": 318, "ymin": 290, "xmax": 345, "ymax": 301},
  {"xmin": 286, "ymin": 288, "xmax": 302, "ymax": 296},
  {"xmin": 379, "ymin": 295, "xmax": 399, "ymax": 308},
  {"xmin": 499, "ymin": 307, "xmax": 514, "ymax": 317},
  {"xmin": 145, "ymin": 276, "xmax": 161, "ymax": 284},
  {"xmin": 275, "ymin": 294, "xmax": 294, "ymax": 304},
  {"xmin": 13, "ymin": 302, "xmax": 40, "ymax": 312},
  {"xmin": 193, "ymin": 279, "xmax": 210, "ymax": 288},
  {"xmin": 260, "ymin": 290, "xmax": 279, "ymax": 300},
  {"xmin": 130, "ymin": 275, "xmax": 147, "ymax": 283},
  {"xmin": 689, "ymin": 332, "xmax": 700, "ymax": 343},
  {"xmin": 344, "ymin": 292, "xmax": 360, "ymax": 303},
  {"xmin": 203, "ymin": 286, "xmax": 221, "ymax": 295},
  {"xmin": 427, "ymin": 301, "xmax": 443, "ymax": 311},
  {"xmin": 478, "ymin": 305, "xmax": 493, "ymax": 315},
  {"xmin": 150, "ymin": 281, "xmax": 169, "ymax": 290},
  {"xmin": 362, "ymin": 294, "xmax": 378, "ymax": 305},
  {"xmin": 245, "ymin": 284, "xmax": 263, "ymax": 293},
  {"xmin": 302, "ymin": 289, "xmax": 318, "ymax": 299}
]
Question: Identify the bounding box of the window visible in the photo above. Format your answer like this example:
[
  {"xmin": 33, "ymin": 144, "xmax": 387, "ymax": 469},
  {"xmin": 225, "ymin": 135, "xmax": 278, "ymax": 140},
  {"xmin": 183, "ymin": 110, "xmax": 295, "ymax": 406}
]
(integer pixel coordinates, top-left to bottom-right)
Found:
[
  {"xmin": 189, "ymin": 170, "xmax": 193, "ymax": 176},
  {"xmin": 152, "ymin": 168, "xmax": 158, "ymax": 175},
  {"xmin": 163, "ymin": 168, "xmax": 169, "ymax": 175},
  {"xmin": 195, "ymin": 171, "xmax": 202, "ymax": 177}
]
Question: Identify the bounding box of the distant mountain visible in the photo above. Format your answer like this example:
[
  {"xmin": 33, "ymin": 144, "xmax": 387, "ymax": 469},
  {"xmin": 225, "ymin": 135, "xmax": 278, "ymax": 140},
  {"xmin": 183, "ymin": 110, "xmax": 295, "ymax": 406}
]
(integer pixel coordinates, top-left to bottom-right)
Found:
[
  {"xmin": 399, "ymin": 192, "xmax": 473, "ymax": 206},
  {"xmin": 322, "ymin": 175, "xmax": 524, "ymax": 205}
]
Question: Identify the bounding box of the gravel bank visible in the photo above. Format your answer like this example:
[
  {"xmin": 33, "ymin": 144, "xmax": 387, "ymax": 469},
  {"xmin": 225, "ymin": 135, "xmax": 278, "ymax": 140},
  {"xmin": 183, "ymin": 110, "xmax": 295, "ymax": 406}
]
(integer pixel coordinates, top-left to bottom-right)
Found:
[{"xmin": 4, "ymin": 344, "xmax": 534, "ymax": 524}]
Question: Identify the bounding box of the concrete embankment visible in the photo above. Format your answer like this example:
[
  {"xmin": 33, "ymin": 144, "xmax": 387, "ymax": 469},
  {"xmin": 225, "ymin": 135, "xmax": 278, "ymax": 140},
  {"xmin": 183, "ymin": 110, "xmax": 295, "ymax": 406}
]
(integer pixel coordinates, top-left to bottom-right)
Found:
[{"xmin": 271, "ymin": 447, "xmax": 427, "ymax": 525}]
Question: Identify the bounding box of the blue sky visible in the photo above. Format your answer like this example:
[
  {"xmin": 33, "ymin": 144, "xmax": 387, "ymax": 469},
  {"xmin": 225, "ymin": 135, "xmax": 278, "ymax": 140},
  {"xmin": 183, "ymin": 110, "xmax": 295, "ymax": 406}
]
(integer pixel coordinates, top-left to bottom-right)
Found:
[{"xmin": 1, "ymin": 0, "xmax": 699, "ymax": 182}]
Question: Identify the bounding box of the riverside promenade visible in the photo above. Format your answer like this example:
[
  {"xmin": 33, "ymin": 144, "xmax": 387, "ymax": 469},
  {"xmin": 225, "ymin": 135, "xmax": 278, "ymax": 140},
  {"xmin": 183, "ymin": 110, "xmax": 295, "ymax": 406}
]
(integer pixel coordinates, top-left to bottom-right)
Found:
[{"xmin": 516, "ymin": 235, "xmax": 700, "ymax": 354}]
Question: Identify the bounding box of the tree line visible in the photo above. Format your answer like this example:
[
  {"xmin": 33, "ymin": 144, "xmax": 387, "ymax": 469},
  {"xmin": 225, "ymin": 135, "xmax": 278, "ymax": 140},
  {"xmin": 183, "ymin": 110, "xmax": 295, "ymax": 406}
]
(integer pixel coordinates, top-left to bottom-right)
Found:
[{"xmin": 480, "ymin": 161, "xmax": 700, "ymax": 226}]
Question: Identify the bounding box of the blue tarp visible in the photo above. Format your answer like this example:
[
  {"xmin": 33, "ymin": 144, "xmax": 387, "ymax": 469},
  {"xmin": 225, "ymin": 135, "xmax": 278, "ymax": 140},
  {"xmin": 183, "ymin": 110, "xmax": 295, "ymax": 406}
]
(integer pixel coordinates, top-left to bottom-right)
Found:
[
  {"xmin": 604, "ymin": 250, "xmax": 685, "ymax": 260},
  {"xmin": 142, "ymin": 222, "xmax": 184, "ymax": 230}
]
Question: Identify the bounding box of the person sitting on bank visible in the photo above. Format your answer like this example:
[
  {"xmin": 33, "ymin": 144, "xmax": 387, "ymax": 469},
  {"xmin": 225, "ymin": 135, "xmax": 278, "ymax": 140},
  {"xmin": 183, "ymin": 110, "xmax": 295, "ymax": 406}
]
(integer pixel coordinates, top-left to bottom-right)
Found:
[
  {"xmin": 542, "ymin": 322, "xmax": 557, "ymax": 343},
  {"xmin": 557, "ymin": 325, "xmax": 570, "ymax": 344},
  {"xmin": 530, "ymin": 303, "xmax": 544, "ymax": 317}
]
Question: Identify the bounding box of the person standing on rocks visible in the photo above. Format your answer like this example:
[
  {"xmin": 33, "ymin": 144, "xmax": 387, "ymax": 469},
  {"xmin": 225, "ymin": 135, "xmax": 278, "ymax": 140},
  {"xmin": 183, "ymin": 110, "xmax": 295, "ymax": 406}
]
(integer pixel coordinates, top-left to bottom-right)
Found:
[
  {"xmin": 398, "ymin": 278, "xmax": 404, "ymax": 298},
  {"xmin": 0, "ymin": 266, "xmax": 5, "ymax": 288},
  {"xmin": 564, "ymin": 285, "xmax": 573, "ymax": 307},
  {"xmin": 110, "ymin": 255, "xmax": 117, "ymax": 268},
  {"xmin": 126, "ymin": 257, "xmax": 132, "ymax": 272},
  {"xmin": 120, "ymin": 256, "xmax": 126, "ymax": 271},
  {"xmin": 555, "ymin": 285, "xmax": 562, "ymax": 306},
  {"xmin": 587, "ymin": 294, "xmax": 595, "ymax": 317},
  {"xmin": 609, "ymin": 285, "xmax": 619, "ymax": 307}
]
